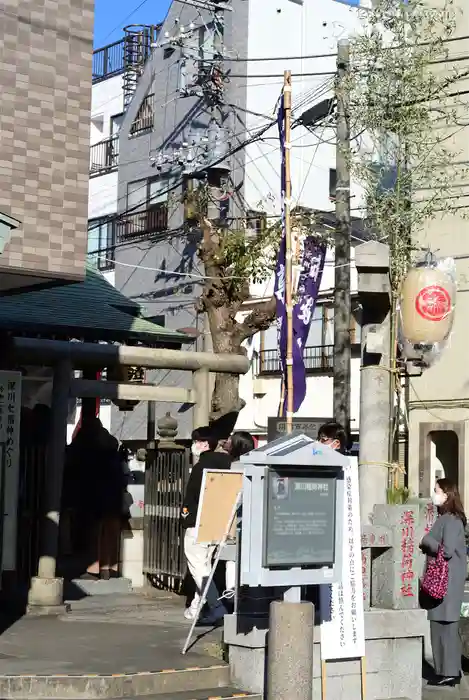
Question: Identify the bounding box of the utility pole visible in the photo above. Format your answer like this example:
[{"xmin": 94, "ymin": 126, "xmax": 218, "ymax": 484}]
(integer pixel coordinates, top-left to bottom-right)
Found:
[
  {"xmin": 284, "ymin": 70, "xmax": 294, "ymax": 435},
  {"xmin": 333, "ymin": 39, "xmax": 351, "ymax": 437}
]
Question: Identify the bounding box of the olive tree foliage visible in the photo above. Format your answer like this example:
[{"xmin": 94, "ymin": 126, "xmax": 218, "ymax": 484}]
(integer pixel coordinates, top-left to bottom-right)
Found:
[{"xmin": 348, "ymin": 0, "xmax": 468, "ymax": 288}]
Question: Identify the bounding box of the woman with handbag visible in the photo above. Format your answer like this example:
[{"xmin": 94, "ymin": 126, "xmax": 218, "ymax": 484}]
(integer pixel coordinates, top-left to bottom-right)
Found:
[{"xmin": 420, "ymin": 478, "xmax": 467, "ymax": 688}]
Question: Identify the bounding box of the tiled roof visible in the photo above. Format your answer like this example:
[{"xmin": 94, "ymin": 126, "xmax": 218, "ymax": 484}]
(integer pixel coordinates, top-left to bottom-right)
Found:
[{"xmin": 0, "ymin": 261, "xmax": 187, "ymax": 345}]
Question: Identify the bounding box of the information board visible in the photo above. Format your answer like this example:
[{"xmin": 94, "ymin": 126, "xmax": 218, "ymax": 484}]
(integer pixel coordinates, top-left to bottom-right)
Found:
[
  {"xmin": 267, "ymin": 417, "xmax": 330, "ymax": 442},
  {"xmin": 320, "ymin": 457, "xmax": 365, "ymax": 660},
  {"xmin": 263, "ymin": 468, "xmax": 337, "ymax": 568}
]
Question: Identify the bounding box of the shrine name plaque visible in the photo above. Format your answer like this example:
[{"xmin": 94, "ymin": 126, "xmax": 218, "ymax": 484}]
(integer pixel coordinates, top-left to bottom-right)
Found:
[{"xmin": 263, "ymin": 468, "xmax": 337, "ymax": 568}]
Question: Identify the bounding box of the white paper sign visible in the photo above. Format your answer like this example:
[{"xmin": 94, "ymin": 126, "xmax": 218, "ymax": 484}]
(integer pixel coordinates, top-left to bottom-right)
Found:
[{"xmin": 320, "ymin": 456, "xmax": 365, "ymax": 660}]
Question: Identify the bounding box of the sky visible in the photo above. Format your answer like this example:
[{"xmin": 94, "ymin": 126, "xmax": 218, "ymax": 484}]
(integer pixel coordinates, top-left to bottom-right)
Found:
[{"xmin": 93, "ymin": 0, "xmax": 171, "ymax": 48}]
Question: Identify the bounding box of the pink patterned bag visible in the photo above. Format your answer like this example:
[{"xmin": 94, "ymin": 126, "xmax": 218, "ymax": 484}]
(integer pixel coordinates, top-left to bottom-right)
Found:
[{"xmin": 421, "ymin": 546, "xmax": 449, "ymax": 600}]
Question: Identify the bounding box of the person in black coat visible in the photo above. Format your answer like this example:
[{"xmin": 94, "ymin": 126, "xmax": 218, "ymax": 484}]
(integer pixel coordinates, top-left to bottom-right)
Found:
[{"xmin": 181, "ymin": 426, "xmax": 230, "ymax": 624}]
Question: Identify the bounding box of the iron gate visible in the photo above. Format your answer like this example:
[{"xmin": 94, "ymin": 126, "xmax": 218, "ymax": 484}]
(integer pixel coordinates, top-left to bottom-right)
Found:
[
  {"xmin": 143, "ymin": 444, "xmax": 190, "ymax": 591},
  {"xmin": 16, "ymin": 443, "xmax": 47, "ymax": 584}
]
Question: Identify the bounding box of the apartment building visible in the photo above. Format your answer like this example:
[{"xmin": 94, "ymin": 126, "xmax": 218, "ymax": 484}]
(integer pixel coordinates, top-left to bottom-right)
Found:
[{"xmin": 101, "ymin": 0, "xmax": 366, "ymax": 442}]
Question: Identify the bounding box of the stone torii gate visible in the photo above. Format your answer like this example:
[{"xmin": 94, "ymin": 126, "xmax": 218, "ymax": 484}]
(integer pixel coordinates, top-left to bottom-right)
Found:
[{"xmin": 12, "ymin": 337, "xmax": 249, "ymax": 612}]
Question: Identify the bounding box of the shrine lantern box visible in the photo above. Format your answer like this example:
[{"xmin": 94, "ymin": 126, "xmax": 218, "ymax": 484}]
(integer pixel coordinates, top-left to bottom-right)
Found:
[{"xmin": 239, "ymin": 432, "xmax": 346, "ymax": 587}]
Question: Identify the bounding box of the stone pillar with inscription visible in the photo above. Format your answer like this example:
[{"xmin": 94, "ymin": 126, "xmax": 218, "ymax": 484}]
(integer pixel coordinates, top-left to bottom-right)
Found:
[{"xmin": 371, "ymin": 504, "xmax": 420, "ymax": 609}]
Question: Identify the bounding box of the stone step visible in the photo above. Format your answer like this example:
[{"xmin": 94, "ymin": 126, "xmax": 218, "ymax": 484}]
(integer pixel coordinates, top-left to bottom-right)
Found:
[
  {"xmin": 69, "ymin": 577, "xmax": 133, "ymax": 596},
  {"xmin": 139, "ymin": 689, "xmax": 261, "ymax": 700},
  {"xmin": 0, "ymin": 665, "xmax": 231, "ymax": 698}
]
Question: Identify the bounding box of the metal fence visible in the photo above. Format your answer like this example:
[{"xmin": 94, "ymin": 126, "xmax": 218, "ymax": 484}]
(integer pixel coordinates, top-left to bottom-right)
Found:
[
  {"xmin": 143, "ymin": 444, "xmax": 190, "ymax": 591},
  {"xmin": 256, "ymin": 344, "xmax": 335, "ymax": 374},
  {"xmin": 16, "ymin": 443, "xmax": 47, "ymax": 585},
  {"xmin": 129, "ymin": 94, "xmax": 154, "ymax": 136},
  {"xmin": 92, "ymin": 38, "xmax": 126, "ymax": 83},
  {"xmin": 89, "ymin": 135, "xmax": 119, "ymax": 176},
  {"xmin": 116, "ymin": 205, "xmax": 168, "ymax": 242}
]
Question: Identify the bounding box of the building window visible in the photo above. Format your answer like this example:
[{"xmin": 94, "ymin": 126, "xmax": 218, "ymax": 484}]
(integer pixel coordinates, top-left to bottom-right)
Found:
[
  {"xmin": 246, "ymin": 210, "xmax": 267, "ymax": 235},
  {"xmin": 110, "ymin": 112, "xmax": 124, "ymax": 135},
  {"xmin": 329, "ymin": 169, "xmax": 337, "ymax": 201},
  {"xmin": 88, "ymin": 218, "xmax": 116, "ymax": 271},
  {"xmin": 119, "ymin": 175, "xmax": 175, "ymax": 242},
  {"xmin": 130, "ymin": 94, "xmax": 154, "ymax": 136}
]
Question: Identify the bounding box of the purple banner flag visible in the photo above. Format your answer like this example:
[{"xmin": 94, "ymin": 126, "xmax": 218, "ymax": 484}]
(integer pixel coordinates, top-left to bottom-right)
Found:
[{"xmin": 287, "ymin": 237, "xmax": 327, "ymax": 413}]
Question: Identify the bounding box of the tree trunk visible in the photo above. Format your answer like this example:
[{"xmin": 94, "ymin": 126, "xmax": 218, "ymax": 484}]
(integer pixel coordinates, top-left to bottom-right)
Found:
[{"xmin": 206, "ymin": 306, "xmax": 245, "ymax": 420}]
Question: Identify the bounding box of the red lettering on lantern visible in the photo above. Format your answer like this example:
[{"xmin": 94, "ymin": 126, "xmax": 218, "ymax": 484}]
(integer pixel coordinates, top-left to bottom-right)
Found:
[{"xmin": 415, "ymin": 285, "xmax": 451, "ymax": 322}]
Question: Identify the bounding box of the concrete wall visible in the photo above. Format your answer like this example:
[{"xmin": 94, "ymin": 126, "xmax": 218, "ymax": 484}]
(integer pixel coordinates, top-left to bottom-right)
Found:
[{"xmin": 0, "ymin": 0, "xmax": 94, "ymax": 291}]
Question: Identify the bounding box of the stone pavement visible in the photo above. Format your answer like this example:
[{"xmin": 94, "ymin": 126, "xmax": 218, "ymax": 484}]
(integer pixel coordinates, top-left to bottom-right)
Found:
[
  {"xmin": 423, "ymin": 679, "xmax": 469, "ymax": 700},
  {"xmin": 0, "ymin": 590, "xmax": 465, "ymax": 699},
  {"xmin": 0, "ymin": 592, "xmax": 224, "ymax": 676}
]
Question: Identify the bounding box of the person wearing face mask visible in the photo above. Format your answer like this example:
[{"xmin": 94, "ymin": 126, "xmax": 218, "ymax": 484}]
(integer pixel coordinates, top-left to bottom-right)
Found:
[
  {"xmin": 317, "ymin": 421, "xmax": 348, "ymax": 454},
  {"xmin": 420, "ymin": 478, "xmax": 467, "ymax": 688},
  {"xmin": 181, "ymin": 426, "xmax": 231, "ymax": 624}
]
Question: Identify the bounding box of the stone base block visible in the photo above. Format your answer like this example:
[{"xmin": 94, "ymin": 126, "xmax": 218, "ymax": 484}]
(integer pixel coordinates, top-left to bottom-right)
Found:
[
  {"xmin": 225, "ymin": 609, "xmax": 426, "ymax": 700},
  {"xmin": 70, "ymin": 577, "xmax": 132, "ymax": 596},
  {"xmin": 27, "ymin": 576, "xmax": 64, "ymax": 609},
  {"xmin": 121, "ymin": 530, "xmax": 144, "ymax": 588}
]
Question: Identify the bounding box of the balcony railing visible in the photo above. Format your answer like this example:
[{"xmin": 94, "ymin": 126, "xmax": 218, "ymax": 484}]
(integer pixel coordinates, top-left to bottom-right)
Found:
[
  {"xmin": 116, "ymin": 205, "xmax": 168, "ymax": 242},
  {"xmin": 92, "ymin": 39, "xmax": 125, "ymax": 83},
  {"xmin": 89, "ymin": 135, "xmax": 119, "ymax": 176},
  {"xmin": 256, "ymin": 345, "xmax": 334, "ymax": 375}
]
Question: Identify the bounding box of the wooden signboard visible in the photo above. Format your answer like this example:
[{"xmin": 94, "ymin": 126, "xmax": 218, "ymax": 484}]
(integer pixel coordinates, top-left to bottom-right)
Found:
[{"xmin": 195, "ymin": 469, "xmax": 243, "ymax": 545}]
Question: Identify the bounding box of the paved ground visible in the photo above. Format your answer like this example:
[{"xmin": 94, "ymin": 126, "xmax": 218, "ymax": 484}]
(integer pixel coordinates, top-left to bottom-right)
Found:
[
  {"xmin": 0, "ymin": 592, "xmax": 224, "ymax": 676},
  {"xmin": 0, "ymin": 591, "xmax": 467, "ymax": 698},
  {"xmin": 423, "ymin": 679, "xmax": 469, "ymax": 700}
]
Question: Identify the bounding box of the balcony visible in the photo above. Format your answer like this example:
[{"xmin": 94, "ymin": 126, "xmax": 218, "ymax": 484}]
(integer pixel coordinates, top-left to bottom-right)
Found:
[
  {"xmin": 90, "ymin": 135, "xmax": 119, "ymax": 177},
  {"xmin": 92, "ymin": 39, "xmax": 125, "ymax": 83},
  {"xmin": 256, "ymin": 345, "xmax": 334, "ymax": 375},
  {"xmin": 116, "ymin": 205, "xmax": 168, "ymax": 242}
]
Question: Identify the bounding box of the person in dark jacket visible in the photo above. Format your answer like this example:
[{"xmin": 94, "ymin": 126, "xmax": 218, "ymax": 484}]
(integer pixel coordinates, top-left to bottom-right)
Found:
[
  {"xmin": 66, "ymin": 417, "xmax": 126, "ymax": 580},
  {"xmin": 181, "ymin": 426, "xmax": 230, "ymax": 623}
]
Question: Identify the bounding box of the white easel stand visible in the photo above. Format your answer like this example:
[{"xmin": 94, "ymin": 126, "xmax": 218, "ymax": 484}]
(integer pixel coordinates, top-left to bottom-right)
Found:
[{"xmin": 181, "ymin": 492, "xmax": 241, "ymax": 655}]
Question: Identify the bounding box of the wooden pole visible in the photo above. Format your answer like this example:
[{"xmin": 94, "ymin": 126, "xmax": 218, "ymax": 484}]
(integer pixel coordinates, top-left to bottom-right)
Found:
[
  {"xmin": 333, "ymin": 39, "xmax": 351, "ymax": 436},
  {"xmin": 284, "ymin": 70, "xmax": 293, "ymax": 434},
  {"xmin": 321, "ymin": 660, "xmax": 327, "ymax": 699},
  {"xmin": 360, "ymin": 656, "xmax": 366, "ymax": 700}
]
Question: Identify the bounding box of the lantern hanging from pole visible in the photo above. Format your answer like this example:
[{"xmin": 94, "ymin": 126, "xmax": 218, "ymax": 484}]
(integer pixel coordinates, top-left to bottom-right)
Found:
[{"xmin": 399, "ymin": 254, "xmax": 456, "ymax": 347}]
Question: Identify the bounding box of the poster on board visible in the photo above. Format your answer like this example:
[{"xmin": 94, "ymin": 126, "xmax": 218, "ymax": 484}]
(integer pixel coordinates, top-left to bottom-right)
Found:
[{"xmin": 320, "ymin": 456, "xmax": 365, "ymax": 660}]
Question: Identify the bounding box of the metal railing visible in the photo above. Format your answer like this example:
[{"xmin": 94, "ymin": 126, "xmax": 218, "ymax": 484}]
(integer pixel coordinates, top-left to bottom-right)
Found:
[
  {"xmin": 130, "ymin": 94, "xmax": 154, "ymax": 136},
  {"xmin": 92, "ymin": 38, "xmax": 125, "ymax": 83},
  {"xmin": 116, "ymin": 205, "xmax": 168, "ymax": 241},
  {"xmin": 17, "ymin": 443, "xmax": 47, "ymax": 585},
  {"xmin": 256, "ymin": 344, "xmax": 335, "ymax": 375},
  {"xmin": 89, "ymin": 135, "xmax": 119, "ymax": 176},
  {"xmin": 143, "ymin": 444, "xmax": 190, "ymax": 591}
]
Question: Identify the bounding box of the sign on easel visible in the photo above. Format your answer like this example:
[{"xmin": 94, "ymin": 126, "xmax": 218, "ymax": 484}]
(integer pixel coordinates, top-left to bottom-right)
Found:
[
  {"xmin": 320, "ymin": 456, "xmax": 366, "ymax": 694},
  {"xmin": 195, "ymin": 469, "xmax": 243, "ymax": 545}
]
